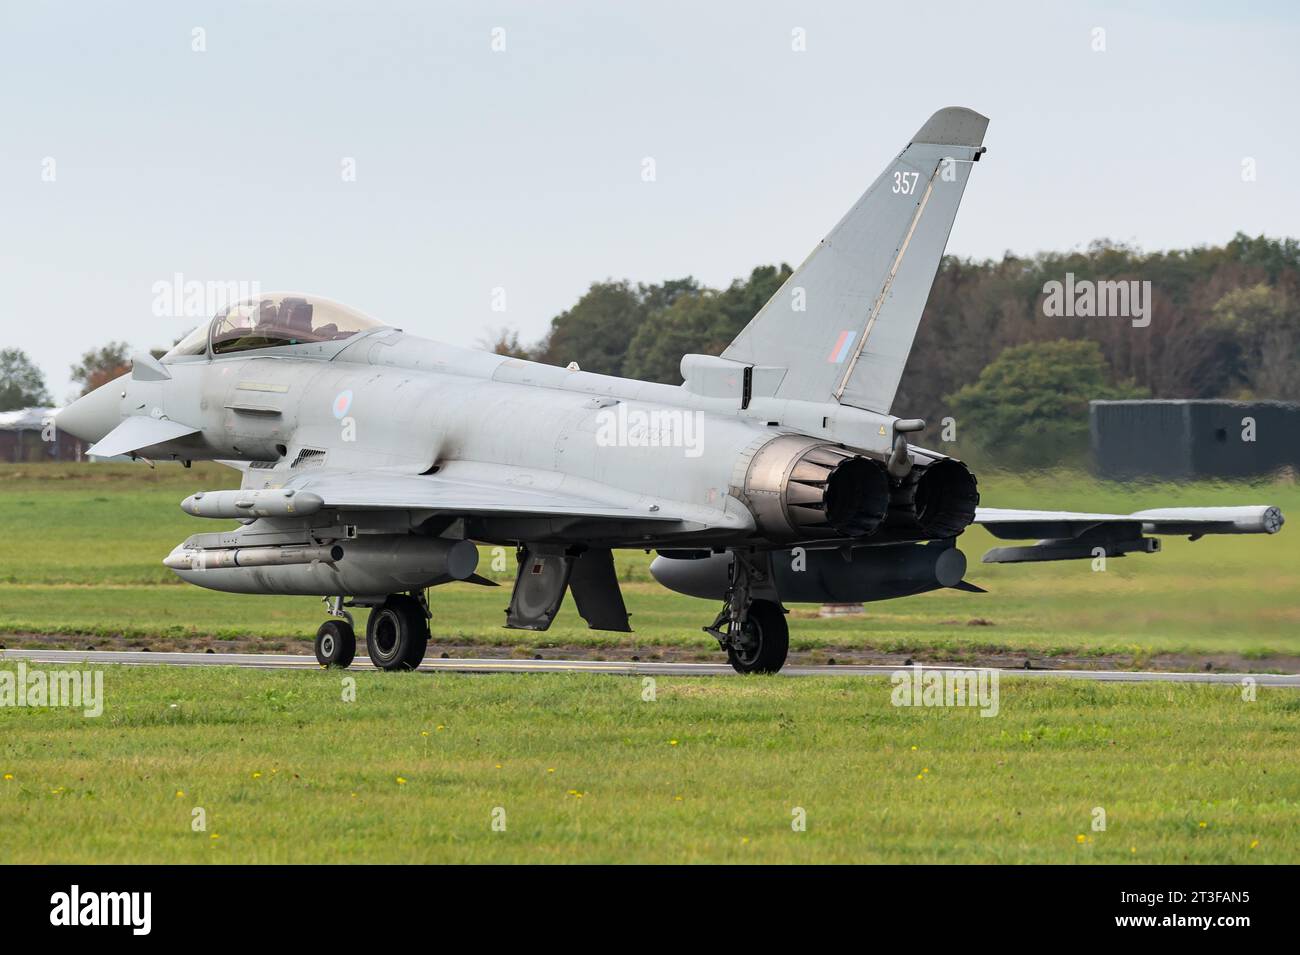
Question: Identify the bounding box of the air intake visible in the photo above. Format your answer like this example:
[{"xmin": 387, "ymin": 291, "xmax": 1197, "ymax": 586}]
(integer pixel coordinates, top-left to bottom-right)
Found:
[{"xmin": 291, "ymin": 448, "xmax": 327, "ymax": 469}]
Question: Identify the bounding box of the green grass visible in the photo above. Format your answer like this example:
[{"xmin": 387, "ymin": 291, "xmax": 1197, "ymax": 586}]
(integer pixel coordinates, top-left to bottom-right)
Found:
[
  {"xmin": 1, "ymin": 463, "xmax": 1297, "ymax": 864},
  {"xmin": 0, "ymin": 664, "xmax": 1295, "ymax": 863},
  {"xmin": 1, "ymin": 462, "xmax": 1296, "ymax": 662}
]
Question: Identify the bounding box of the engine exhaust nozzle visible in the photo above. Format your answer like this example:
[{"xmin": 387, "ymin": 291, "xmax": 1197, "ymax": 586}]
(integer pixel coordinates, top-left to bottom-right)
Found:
[
  {"xmin": 743, "ymin": 436, "xmax": 891, "ymax": 541},
  {"xmin": 912, "ymin": 458, "xmax": 980, "ymax": 538}
]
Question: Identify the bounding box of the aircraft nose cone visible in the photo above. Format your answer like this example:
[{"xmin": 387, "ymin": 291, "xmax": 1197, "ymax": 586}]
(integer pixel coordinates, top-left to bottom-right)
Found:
[{"xmin": 57, "ymin": 379, "xmax": 124, "ymax": 444}]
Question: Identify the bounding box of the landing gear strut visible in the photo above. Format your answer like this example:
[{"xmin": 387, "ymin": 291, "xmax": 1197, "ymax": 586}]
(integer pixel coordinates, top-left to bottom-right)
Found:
[
  {"xmin": 721, "ymin": 600, "xmax": 788, "ymax": 674},
  {"xmin": 704, "ymin": 551, "xmax": 790, "ymax": 674},
  {"xmin": 315, "ymin": 596, "xmax": 356, "ymax": 668}
]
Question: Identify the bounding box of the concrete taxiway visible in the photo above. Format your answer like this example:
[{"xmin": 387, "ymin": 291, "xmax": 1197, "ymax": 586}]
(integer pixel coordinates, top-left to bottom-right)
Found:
[{"xmin": 1, "ymin": 648, "xmax": 1297, "ymax": 686}]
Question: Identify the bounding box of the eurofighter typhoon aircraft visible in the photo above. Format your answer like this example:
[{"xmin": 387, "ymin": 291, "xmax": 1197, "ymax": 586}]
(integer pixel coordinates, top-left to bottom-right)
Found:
[{"xmin": 57, "ymin": 108, "xmax": 1284, "ymax": 673}]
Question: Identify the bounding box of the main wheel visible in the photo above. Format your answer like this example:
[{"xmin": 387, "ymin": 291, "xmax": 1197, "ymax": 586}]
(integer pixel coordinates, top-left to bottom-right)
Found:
[
  {"xmin": 726, "ymin": 599, "xmax": 789, "ymax": 674},
  {"xmin": 315, "ymin": 619, "xmax": 356, "ymax": 668},
  {"xmin": 365, "ymin": 595, "xmax": 429, "ymax": 671}
]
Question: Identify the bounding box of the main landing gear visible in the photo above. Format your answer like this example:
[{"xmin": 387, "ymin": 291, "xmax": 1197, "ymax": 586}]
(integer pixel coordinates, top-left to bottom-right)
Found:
[
  {"xmin": 717, "ymin": 599, "xmax": 789, "ymax": 674},
  {"xmin": 704, "ymin": 551, "xmax": 790, "ymax": 674},
  {"xmin": 315, "ymin": 593, "xmax": 430, "ymax": 671}
]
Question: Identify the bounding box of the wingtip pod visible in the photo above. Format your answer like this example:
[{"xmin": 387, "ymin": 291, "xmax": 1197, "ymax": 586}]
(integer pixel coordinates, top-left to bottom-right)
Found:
[
  {"xmin": 911, "ymin": 107, "xmax": 989, "ymax": 148},
  {"xmin": 1130, "ymin": 504, "xmax": 1285, "ymax": 535}
]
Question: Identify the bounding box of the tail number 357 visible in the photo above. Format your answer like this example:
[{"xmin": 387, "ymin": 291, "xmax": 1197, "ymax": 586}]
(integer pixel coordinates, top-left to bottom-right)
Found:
[{"xmin": 892, "ymin": 170, "xmax": 920, "ymax": 195}]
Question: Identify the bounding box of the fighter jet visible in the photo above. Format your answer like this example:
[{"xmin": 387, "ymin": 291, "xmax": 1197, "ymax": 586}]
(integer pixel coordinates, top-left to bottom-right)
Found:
[{"xmin": 57, "ymin": 107, "xmax": 1284, "ymax": 674}]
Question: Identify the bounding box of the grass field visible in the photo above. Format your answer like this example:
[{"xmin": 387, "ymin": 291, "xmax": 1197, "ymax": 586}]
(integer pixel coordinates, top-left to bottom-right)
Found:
[
  {"xmin": 1, "ymin": 462, "xmax": 1296, "ymax": 666},
  {"xmin": 1, "ymin": 664, "xmax": 1296, "ymax": 863},
  {"xmin": 1, "ymin": 462, "xmax": 1297, "ymax": 864}
]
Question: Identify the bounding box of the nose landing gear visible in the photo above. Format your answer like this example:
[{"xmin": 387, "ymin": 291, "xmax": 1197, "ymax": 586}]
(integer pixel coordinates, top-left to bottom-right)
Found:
[
  {"xmin": 314, "ymin": 596, "xmax": 356, "ymax": 668},
  {"xmin": 314, "ymin": 618, "xmax": 356, "ymax": 668}
]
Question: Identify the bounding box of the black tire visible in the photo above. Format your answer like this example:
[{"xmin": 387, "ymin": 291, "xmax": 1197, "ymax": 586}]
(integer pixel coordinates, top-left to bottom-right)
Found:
[
  {"xmin": 314, "ymin": 619, "xmax": 356, "ymax": 668},
  {"xmin": 400, "ymin": 602, "xmax": 429, "ymax": 669},
  {"xmin": 365, "ymin": 595, "xmax": 429, "ymax": 671},
  {"xmin": 726, "ymin": 600, "xmax": 789, "ymax": 674}
]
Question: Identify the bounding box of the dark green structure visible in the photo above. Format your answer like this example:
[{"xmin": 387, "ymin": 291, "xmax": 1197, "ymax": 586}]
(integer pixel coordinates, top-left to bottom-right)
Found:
[{"xmin": 1091, "ymin": 400, "xmax": 1300, "ymax": 479}]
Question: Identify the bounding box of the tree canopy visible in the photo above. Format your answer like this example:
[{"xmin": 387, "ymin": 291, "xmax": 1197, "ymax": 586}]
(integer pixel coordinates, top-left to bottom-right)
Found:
[
  {"xmin": 946, "ymin": 339, "xmax": 1147, "ymax": 468},
  {"xmin": 492, "ymin": 234, "xmax": 1300, "ymax": 467},
  {"xmin": 534, "ymin": 279, "xmax": 700, "ymax": 377},
  {"xmin": 71, "ymin": 341, "xmax": 132, "ymax": 396},
  {"xmin": 623, "ymin": 265, "xmax": 794, "ymax": 383},
  {"xmin": 0, "ymin": 348, "xmax": 52, "ymax": 411}
]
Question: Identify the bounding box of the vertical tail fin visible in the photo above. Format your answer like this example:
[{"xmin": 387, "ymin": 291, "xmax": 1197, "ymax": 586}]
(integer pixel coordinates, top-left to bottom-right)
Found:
[{"xmin": 722, "ymin": 107, "xmax": 988, "ymax": 413}]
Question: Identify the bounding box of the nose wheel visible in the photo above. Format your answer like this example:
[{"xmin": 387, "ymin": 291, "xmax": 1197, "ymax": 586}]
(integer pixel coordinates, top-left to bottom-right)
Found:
[{"xmin": 314, "ymin": 619, "xmax": 357, "ymax": 668}]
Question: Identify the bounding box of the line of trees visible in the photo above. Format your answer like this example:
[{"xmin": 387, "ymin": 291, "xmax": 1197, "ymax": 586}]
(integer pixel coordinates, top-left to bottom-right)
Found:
[
  {"xmin": 5, "ymin": 234, "xmax": 1297, "ymax": 468},
  {"xmin": 488, "ymin": 233, "xmax": 1300, "ymax": 464},
  {"xmin": 0, "ymin": 343, "xmax": 133, "ymax": 412}
]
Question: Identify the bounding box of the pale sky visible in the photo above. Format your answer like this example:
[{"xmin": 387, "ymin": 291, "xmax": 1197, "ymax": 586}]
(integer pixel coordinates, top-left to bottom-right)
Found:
[{"xmin": 2, "ymin": 1, "xmax": 1297, "ymax": 401}]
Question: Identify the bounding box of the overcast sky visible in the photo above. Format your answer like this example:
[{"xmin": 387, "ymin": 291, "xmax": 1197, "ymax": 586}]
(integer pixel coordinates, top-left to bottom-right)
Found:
[{"xmin": 2, "ymin": 1, "xmax": 1297, "ymax": 401}]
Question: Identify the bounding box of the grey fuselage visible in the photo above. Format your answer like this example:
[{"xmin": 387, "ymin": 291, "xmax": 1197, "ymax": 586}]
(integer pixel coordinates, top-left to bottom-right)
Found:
[{"xmin": 119, "ymin": 326, "xmax": 917, "ymax": 551}]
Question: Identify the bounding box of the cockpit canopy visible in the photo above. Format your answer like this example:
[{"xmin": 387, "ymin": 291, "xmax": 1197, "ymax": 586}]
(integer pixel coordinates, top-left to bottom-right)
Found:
[{"xmin": 163, "ymin": 293, "xmax": 386, "ymax": 359}]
